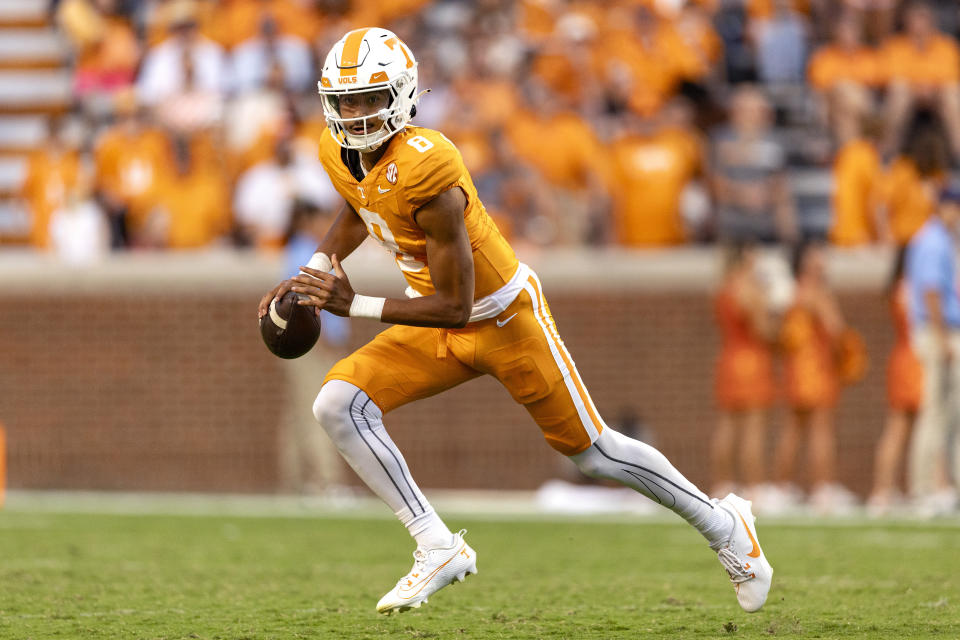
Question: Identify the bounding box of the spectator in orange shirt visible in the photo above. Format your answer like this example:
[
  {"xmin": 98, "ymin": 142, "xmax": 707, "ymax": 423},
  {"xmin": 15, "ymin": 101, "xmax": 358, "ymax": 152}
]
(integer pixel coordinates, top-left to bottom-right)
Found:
[
  {"xmin": 808, "ymin": 14, "xmax": 880, "ymax": 144},
  {"xmin": 519, "ymin": 0, "xmax": 558, "ymax": 45},
  {"xmin": 868, "ymin": 248, "xmax": 924, "ymax": 515},
  {"xmin": 135, "ymin": 136, "xmax": 230, "ymax": 249},
  {"xmin": 530, "ymin": 9, "xmax": 603, "ymax": 111},
  {"xmin": 449, "ymin": 66, "xmax": 522, "ymax": 134},
  {"xmin": 879, "ymin": 121, "xmax": 949, "ymax": 246},
  {"xmin": 93, "ymin": 91, "xmax": 172, "ymax": 247},
  {"xmin": 20, "ymin": 117, "xmax": 82, "ymax": 249},
  {"xmin": 197, "ymin": 0, "xmax": 322, "ymax": 51},
  {"xmin": 674, "ymin": 2, "xmax": 725, "ymax": 84},
  {"xmin": 774, "ymin": 241, "xmax": 853, "ymax": 513},
  {"xmin": 880, "ymin": 1, "xmax": 960, "ymax": 158},
  {"xmin": 711, "ymin": 244, "xmax": 777, "ymax": 497},
  {"xmin": 828, "ymin": 117, "xmax": 885, "ymax": 247},
  {"xmin": 503, "ymin": 82, "xmax": 610, "ymax": 244},
  {"xmin": 595, "ymin": 7, "xmax": 689, "ymax": 117},
  {"xmin": 608, "ymin": 100, "xmax": 706, "ymax": 246}
]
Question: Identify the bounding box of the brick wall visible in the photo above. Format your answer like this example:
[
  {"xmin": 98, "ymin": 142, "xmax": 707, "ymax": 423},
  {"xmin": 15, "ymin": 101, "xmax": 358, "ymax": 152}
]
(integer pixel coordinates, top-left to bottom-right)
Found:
[{"xmin": 0, "ymin": 249, "xmax": 895, "ymax": 496}]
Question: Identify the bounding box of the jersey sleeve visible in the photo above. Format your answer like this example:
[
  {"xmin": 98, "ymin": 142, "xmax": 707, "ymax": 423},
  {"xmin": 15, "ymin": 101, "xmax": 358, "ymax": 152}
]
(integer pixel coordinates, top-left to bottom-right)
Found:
[{"xmin": 403, "ymin": 138, "xmax": 465, "ymax": 210}]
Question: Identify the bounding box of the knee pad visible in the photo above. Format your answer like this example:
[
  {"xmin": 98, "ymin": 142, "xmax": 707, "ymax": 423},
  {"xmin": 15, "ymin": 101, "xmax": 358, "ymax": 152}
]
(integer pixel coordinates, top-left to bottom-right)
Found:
[
  {"xmin": 313, "ymin": 379, "xmax": 367, "ymax": 441},
  {"xmin": 570, "ymin": 428, "xmax": 621, "ymax": 478}
]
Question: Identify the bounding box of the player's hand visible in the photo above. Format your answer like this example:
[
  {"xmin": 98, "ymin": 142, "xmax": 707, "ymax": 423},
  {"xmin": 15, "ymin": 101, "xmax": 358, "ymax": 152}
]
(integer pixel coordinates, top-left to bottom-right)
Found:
[
  {"xmin": 257, "ymin": 282, "xmax": 285, "ymax": 321},
  {"xmin": 291, "ymin": 254, "xmax": 356, "ymax": 317}
]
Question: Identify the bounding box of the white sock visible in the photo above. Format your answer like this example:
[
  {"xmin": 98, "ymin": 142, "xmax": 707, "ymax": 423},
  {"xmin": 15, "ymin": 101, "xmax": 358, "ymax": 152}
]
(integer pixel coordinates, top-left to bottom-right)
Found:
[
  {"xmin": 405, "ymin": 509, "xmax": 455, "ymax": 549},
  {"xmin": 700, "ymin": 500, "xmax": 736, "ymax": 549},
  {"xmin": 313, "ymin": 380, "xmax": 453, "ymax": 547},
  {"xmin": 571, "ymin": 428, "xmax": 734, "ymax": 547}
]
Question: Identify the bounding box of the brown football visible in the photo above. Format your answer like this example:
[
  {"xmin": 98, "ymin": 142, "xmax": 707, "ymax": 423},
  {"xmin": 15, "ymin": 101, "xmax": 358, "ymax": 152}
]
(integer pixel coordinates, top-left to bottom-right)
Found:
[{"xmin": 260, "ymin": 291, "xmax": 321, "ymax": 359}]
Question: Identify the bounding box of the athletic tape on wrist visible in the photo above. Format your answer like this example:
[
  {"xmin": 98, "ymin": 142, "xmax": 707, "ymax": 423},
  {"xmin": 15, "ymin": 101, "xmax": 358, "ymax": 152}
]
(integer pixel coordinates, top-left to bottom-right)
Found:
[
  {"xmin": 349, "ymin": 294, "xmax": 386, "ymax": 320},
  {"xmin": 301, "ymin": 252, "xmax": 332, "ymax": 276}
]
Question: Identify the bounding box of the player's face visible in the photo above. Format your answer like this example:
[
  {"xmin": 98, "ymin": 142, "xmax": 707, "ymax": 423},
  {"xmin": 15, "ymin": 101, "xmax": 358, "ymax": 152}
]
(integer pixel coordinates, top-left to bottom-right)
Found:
[{"xmin": 336, "ymin": 89, "xmax": 392, "ymax": 134}]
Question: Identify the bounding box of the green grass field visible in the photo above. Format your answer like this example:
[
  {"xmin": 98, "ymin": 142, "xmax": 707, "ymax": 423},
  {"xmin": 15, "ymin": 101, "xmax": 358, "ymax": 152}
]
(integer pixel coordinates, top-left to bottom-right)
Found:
[{"xmin": 1, "ymin": 507, "xmax": 958, "ymax": 639}]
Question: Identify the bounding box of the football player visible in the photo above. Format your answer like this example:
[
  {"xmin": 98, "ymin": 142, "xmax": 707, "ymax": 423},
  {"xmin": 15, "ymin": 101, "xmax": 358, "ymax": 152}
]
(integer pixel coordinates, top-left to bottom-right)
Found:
[{"xmin": 258, "ymin": 28, "xmax": 773, "ymax": 615}]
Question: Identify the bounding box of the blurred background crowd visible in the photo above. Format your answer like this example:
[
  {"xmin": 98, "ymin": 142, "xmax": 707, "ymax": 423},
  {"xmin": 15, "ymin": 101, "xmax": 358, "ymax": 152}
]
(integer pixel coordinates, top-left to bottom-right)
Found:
[
  {"xmin": 2, "ymin": 0, "xmax": 958, "ymax": 255},
  {"xmin": 2, "ymin": 0, "xmax": 960, "ymax": 518}
]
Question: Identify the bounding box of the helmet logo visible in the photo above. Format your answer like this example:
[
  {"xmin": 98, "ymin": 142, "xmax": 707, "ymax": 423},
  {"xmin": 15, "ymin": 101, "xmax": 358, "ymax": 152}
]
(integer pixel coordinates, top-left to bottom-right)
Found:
[
  {"xmin": 384, "ymin": 37, "xmax": 414, "ymax": 69},
  {"xmin": 386, "ymin": 162, "xmax": 398, "ymax": 184}
]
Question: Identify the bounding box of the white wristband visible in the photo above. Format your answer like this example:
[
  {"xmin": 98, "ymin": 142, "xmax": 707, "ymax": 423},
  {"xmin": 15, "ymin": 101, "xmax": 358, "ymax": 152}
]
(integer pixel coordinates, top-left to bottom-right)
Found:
[
  {"xmin": 300, "ymin": 251, "xmax": 332, "ymax": 276},
  {"xmin": 349, "ymin": 294, "xmax": 386, "ymax": 320}
]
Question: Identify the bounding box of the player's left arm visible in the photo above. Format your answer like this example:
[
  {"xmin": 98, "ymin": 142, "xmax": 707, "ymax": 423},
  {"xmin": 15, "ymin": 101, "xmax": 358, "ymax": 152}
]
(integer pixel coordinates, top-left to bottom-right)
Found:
[{"xmin": 292, "ymin": 188, "xmax": 475, "ymax": 328}]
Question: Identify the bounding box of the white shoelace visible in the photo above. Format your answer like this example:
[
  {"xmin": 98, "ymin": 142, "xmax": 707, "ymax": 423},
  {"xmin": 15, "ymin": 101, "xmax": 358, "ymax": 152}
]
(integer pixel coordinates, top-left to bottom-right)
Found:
[
  {"xmin": 717, "ymin": 547, "xmax": 753, "ymax": 584},
  {"xmin": 397, "ymin": 530, "xmax": 467, "ymax": 587},
  {"xmin": 394, "ymin": 549, "xmax": 428, "ymax": 586}
]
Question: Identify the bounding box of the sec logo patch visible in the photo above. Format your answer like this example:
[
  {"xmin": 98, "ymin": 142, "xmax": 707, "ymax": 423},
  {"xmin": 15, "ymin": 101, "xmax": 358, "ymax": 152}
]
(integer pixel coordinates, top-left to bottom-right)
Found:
[{"xmin": 386, "ymin": 162, "xmax": 398, "ymax": 184}]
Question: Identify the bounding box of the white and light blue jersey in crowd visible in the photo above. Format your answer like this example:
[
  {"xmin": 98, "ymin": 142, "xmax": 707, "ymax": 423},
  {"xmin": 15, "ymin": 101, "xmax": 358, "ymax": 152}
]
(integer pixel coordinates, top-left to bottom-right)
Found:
[{"xmin": 906, "ymin": 217, "xmax": 960, "ymax": 329}]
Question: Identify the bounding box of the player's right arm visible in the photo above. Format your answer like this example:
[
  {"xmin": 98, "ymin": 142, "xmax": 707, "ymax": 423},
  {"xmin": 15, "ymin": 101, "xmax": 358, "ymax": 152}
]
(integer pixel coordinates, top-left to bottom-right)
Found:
[{"xmin": 257, "ymin": 200, "xmax": 368, "ymax": 319}]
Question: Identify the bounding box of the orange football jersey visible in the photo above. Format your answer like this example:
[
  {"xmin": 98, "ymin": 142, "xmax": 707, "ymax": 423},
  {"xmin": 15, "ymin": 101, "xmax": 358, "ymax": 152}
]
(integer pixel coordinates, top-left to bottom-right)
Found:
[{"xmin": 318, "ymin": 126, "xmax": 519, "ymax": 301}]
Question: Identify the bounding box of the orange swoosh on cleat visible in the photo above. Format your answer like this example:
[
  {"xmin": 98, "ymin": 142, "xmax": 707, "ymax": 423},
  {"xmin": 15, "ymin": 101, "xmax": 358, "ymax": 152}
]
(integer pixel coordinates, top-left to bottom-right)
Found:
[
  {"xmin": 397, "ymin": 543, "xmax": 465, "ymax": 600},
  {"xmin": 737, "ymin": 512, "xmax": 761, "ymax": 558}
]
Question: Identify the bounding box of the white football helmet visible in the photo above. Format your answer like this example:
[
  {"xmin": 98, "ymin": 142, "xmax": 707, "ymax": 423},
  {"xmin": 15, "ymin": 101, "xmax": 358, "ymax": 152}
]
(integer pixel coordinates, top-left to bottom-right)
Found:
[{"xmin": 317, "ymin": 27, "xmax": 420, "ymax": 152}]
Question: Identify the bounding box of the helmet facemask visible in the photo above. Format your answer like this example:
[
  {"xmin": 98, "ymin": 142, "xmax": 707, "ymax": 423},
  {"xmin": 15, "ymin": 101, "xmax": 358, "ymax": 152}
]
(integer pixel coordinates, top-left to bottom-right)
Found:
[{"xmin": 319, "ymin": 72, "xmax": 416, "ymax": 152}]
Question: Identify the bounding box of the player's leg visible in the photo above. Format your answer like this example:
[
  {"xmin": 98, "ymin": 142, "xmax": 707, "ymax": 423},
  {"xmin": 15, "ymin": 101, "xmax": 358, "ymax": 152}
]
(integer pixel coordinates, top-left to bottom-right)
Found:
[
  {"xmin": 313, "ymin": 325, "xmax": 480, "ymax": 612},
  {"xmin": 480, "ymin": 275, "xmax": 772, "ymax": 611}
]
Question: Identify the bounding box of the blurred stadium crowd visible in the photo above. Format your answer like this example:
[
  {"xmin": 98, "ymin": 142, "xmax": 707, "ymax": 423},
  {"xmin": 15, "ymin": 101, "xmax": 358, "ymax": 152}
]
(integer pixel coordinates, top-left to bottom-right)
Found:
[{"xmin": 9, "ymin": 0, "xmax": 960, "ymax": 258}]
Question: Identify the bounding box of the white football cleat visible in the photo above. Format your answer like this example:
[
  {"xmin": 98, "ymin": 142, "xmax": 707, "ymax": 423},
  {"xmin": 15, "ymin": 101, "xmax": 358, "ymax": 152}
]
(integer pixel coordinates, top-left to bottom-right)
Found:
[
  {"xmin": 713, "ymin": 493, "xmax": 773, "ymax": 613},
  {"xmin": 376, "ymin": 529, "xmax": 477, "ymax": 614}
]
